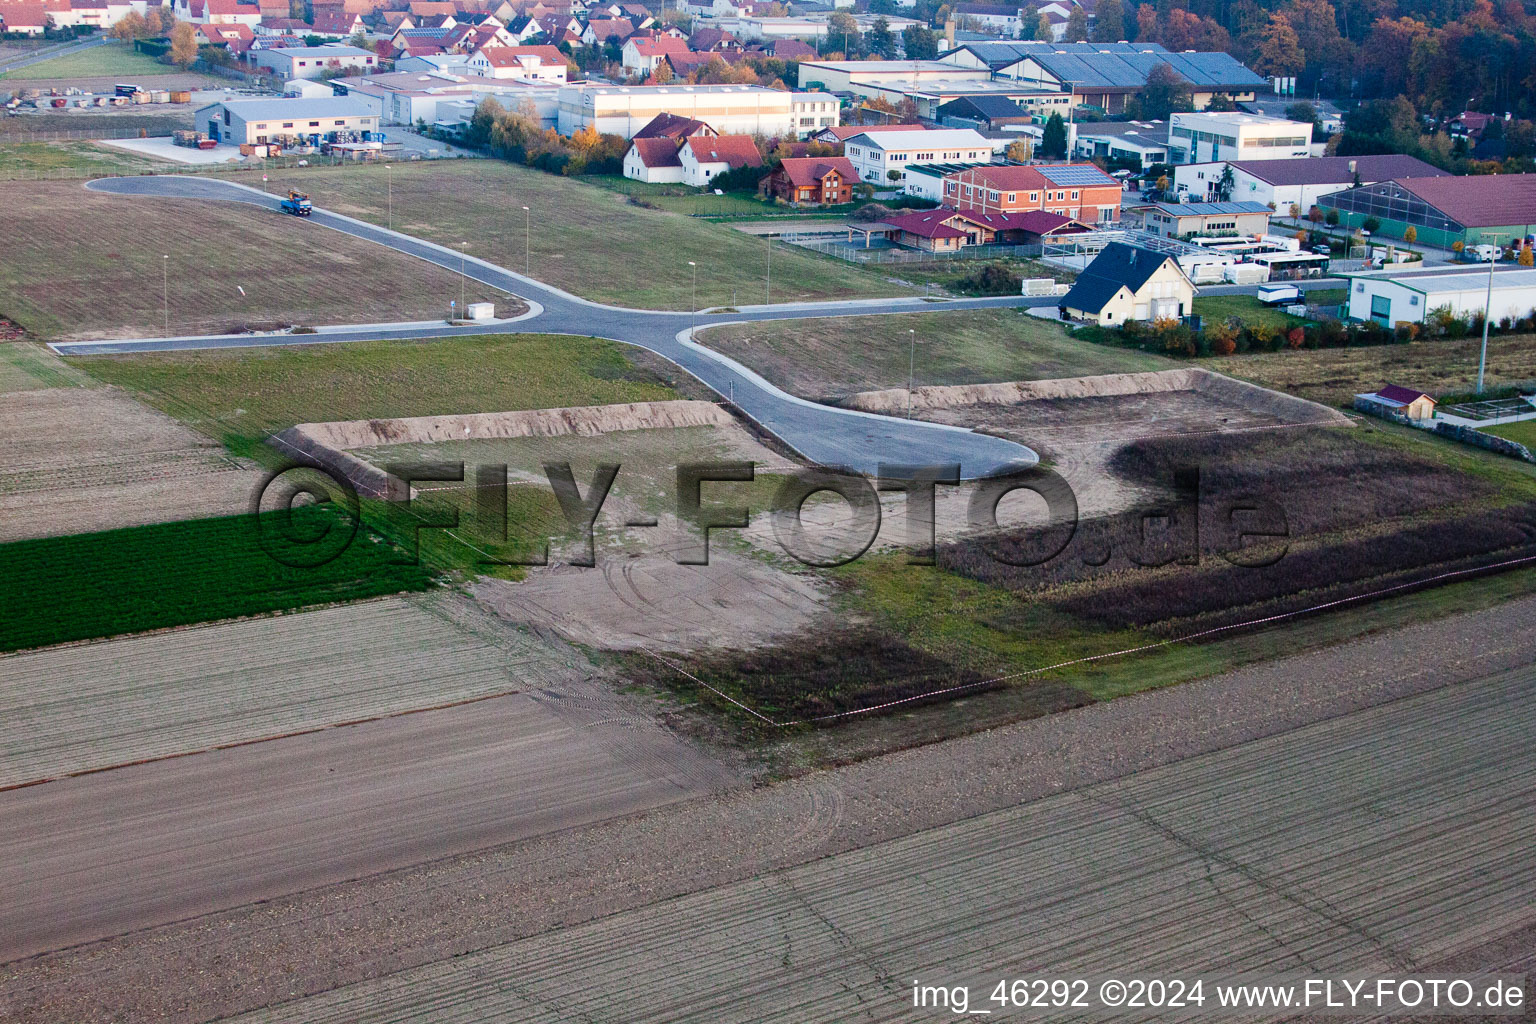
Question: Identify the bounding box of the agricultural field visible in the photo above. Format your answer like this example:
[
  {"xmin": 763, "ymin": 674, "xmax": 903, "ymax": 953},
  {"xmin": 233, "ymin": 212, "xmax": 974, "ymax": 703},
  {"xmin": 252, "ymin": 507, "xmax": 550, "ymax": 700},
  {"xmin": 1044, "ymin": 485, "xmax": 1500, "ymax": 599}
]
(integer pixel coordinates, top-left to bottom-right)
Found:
[
  {"xmin": 1202, "ymin": 332, "xmax": 1536, "ymax": 407},
  {"xmin": 254, "ymin": 162, "xmax": 913, "ymax": 309},
  {"xmin": 0, "ymin": 139, "xmax": 168, "ymax": 179},
  {"xmin": 698, "ymin": 309, "xmax": 1170, "ymax": 403},
  {"xmin": 0, "ymin": 363, "xmax": 262, "ymax": 541},
  {"xmin": 0, "ymin": 180, "xmax": 517, "ymax": 340},
  {"xmin": 73, "ymin": 333, "xmax": 699, "ymax": 457},
  {"xmin": 0, "ymin": 592, "xmax": 587, "ymax": 787},
  {"xmin": 0, "ymin": 505, "xmax": 435, "ymax": 653},
  {"xmin": 0, "ymin": 42, "xmax": 213, "ymax": 85},
  {"xmin": 624, "ymin": 370, "xmax": 1536, "ymax": 740}
]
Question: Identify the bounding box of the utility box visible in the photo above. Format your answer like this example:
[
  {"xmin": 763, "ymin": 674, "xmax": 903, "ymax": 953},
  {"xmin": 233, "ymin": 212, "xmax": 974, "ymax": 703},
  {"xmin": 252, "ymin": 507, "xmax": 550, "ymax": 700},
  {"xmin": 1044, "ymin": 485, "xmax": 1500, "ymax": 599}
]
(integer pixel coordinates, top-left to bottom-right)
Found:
[{"xmin": 466, "ymin": 302, "xmax": 496, "ymax": 322}]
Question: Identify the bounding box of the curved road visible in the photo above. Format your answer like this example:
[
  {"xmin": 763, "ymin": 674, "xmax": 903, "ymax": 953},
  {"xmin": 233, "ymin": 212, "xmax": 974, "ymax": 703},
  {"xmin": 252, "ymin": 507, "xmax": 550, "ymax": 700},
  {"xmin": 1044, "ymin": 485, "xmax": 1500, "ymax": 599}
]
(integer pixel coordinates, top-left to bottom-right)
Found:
[{"xmin": 69, "ymin": 175, "xmax": 1045, "ymax": 477}]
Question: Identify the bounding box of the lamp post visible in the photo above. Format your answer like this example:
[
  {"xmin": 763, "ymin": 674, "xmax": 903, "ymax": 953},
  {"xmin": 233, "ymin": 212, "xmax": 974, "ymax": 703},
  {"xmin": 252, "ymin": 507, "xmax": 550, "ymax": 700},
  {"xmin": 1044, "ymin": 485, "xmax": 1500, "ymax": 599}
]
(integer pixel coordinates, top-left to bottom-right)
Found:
[
  {"xmin": 1477, "ymin": 234, "xmax": 1504, "ymax": 394},
  {"xmin": 385, "ymin": 163, "xmax": 392, "ymax": 231},
  {"xmin": 162, "ymin": 255, "xmax": 168, "ymax": 335},
  {"xmin": 906, "ymin": 328, "xmax": 916, "ymax": 418},
  {"xmin": 765, "ymin": 232, "xmax": 771, "ymax": 305},
  {"xmin": 459, "ymin": 247, "xmax": 466, "ymax": 319},
  {"xmin": 522, "ymin": 205, "xmax": 530, "ymax": 277},
  {"xmin": 688, "ymin": 260, "xmax": 697, "ymax": 332}
]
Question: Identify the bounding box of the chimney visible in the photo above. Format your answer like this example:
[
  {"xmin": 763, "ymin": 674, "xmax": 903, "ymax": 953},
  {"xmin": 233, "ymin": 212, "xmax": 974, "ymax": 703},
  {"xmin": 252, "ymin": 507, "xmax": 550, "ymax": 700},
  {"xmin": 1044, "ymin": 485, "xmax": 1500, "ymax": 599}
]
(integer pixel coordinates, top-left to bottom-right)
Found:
[
  {"xmin": 1348, "ymin": 159, "xmax": 1356, "ymax": 174},
  {"xmin": 944, "ymin": 17, "xmax": 955, "ymax": 48}
]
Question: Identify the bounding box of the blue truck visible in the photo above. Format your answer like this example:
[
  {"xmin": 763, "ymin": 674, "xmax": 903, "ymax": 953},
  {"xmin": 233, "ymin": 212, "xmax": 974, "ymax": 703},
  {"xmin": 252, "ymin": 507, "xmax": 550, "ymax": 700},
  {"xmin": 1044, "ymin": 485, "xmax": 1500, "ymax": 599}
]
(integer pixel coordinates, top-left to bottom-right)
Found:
[{"xmin": 279, "ymin": 190, "xmax": 312, "ymax": 217}]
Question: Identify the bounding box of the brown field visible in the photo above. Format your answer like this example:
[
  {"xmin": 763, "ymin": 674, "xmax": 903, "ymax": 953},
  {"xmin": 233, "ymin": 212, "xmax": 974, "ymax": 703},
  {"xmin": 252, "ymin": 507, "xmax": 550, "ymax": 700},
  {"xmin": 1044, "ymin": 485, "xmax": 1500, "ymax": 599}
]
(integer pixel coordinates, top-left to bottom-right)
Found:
[
  {"xmin": 1200, "ymin": 333, "xmax": 1536, "ymax": 407},
  {"xmin": 0, "ymin": 110, "xmax": 196, "ymax": 139},
  {"xmin": 254, "ymin": 161, "xmax": 912, "ymax": 309},
  {"xmin": 0, "ymin": 368, "xmax": 263, "ymax": 542},
  {"xmin": 699, "ymin": 309, "xmax": 1170, "ymax": 403},
  {"xmin": 0, "ymin": 180, "xmax": 520, "ymax": 340}
]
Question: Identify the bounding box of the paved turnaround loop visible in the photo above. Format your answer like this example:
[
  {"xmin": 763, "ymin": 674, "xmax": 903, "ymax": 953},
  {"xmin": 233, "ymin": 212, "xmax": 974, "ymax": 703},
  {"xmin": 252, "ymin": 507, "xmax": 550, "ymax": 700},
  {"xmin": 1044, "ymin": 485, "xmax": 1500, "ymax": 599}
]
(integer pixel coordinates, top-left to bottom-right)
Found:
[{"xmin": 66, "ymin": 176, "xmax": 1044, "ymax": 478}]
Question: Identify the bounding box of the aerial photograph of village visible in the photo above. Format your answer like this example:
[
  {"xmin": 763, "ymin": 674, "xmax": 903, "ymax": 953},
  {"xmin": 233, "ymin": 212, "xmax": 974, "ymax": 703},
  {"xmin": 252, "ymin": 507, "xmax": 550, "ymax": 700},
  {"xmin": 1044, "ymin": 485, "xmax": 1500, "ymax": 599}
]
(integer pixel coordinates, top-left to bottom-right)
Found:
[{"xmin": 0, "ymin": 0, "xmax": 1533, "ymax": 1017}]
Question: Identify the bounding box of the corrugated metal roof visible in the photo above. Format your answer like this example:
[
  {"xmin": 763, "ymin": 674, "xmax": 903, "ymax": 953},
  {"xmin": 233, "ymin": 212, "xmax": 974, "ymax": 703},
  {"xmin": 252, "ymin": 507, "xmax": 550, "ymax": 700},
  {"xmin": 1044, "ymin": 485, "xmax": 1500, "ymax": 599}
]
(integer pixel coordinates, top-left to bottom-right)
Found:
[{"xmin": 1148, "ymin": 201, "xmax": 1272, "ymax": 216}]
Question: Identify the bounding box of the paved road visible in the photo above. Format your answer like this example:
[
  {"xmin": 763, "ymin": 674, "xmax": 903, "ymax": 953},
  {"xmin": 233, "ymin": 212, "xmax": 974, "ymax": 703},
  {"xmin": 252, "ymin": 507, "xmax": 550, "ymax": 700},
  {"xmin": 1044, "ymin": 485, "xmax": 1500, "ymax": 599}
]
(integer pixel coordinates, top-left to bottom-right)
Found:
[
  {"xmin": 0, "ymin": 36, "xmax": 104, "ymax": 74},
  {"xmin": 69, "ymin": 176, "xmax": 1045, "ymax": 478},
  {"xmin": 226, "ymin": 660, "xmax": 1536, "ymax": 1023}
]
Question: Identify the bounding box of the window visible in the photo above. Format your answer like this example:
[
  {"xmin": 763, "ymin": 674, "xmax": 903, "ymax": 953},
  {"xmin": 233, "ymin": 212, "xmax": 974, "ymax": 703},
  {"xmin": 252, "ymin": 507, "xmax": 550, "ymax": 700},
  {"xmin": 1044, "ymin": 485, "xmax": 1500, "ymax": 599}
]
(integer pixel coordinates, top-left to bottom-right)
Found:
[
  {"xmin": 334, "ymin": 120, "xmax": 345, "ymax": 126},
  {"xmin": 1007, "ymin": 194, "xmax": 1015, "ymax": 202},
  {"xmin": 1071, "ymin": 190, "xmax": 1078, "ymax": 200},
  {"xmin": 307, "ymin": 120, "xmax": 320, "ymax": 127}
]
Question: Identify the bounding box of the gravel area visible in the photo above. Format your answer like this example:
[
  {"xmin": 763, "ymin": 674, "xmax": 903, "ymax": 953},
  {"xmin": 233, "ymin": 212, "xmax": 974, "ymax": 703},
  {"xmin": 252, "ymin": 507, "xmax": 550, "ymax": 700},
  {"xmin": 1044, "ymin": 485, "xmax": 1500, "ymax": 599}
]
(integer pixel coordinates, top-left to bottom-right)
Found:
[{"xmin": 5, "ymin": 592, "xmax": 1536, "ymax": 1023}]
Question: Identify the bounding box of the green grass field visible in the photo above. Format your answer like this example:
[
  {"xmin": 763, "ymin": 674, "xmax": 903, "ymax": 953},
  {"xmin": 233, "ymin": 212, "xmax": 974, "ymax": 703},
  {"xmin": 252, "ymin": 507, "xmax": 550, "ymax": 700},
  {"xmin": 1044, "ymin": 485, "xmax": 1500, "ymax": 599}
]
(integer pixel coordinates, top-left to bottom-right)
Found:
[
  {"xmin": 698, "ymin": 308, "xmax": 1170, "ymax": 402},
  {"xmin": 1193, "ymin": 294, "xmax": 1309, "ymax": 330},
  {"xmin": 71, "ymin": 333, "xmax": 691, "ymax": 456},
  {"xmin": 0, "ymin": 505, "xmax": 435, "ymax": 652},
  {"xmin": 0, "ymin": 42, "xmax": 173, "ymax": 81},
  {"xmin": 255, "ymin": 162, "xmax": 913, "ymax": 309},
  {"xmin": 0, "ymin": 139, "xmax": 166, "ymax": 178},
  {"xmin": 1479, "ymin": 419, "xmax": 1536, "ymax": 448}
]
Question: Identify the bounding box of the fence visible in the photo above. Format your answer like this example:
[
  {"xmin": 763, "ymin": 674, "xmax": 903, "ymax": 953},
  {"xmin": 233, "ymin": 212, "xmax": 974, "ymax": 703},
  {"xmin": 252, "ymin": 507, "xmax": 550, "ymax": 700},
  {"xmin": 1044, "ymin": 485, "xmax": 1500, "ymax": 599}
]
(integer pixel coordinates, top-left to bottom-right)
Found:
[
  {"xmin": 0, "ymin": 126, "xmax": 189, "ymax": 143},
  {"xmin": 785, "ymin": 235, "xmax": 1045, "ymax": 264}
]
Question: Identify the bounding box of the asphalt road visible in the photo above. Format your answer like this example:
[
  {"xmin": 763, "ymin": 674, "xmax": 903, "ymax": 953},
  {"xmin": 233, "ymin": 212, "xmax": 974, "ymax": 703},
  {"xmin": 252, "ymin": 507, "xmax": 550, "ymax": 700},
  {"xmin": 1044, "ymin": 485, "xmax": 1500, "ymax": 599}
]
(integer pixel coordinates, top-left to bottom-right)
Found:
[
  {"xmin": 69, "ymin": 176, "xmax": 1044, "ymax": 478},
  {"xmin": 225, "ymin": 660, "xmax": 1536, "ymax": 1024}
]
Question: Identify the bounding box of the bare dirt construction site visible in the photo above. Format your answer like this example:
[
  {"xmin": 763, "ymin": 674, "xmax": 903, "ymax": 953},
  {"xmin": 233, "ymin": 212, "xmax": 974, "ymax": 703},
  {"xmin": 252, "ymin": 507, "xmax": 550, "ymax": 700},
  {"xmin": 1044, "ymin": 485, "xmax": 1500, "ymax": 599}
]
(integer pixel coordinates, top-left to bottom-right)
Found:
[
  {"xmin": 281, "ymin": 400, "xmax": 833, "ymax": 654},
  {"xmin": 0, "ymin": 344, "xmax": 262, "ymax": 540}
]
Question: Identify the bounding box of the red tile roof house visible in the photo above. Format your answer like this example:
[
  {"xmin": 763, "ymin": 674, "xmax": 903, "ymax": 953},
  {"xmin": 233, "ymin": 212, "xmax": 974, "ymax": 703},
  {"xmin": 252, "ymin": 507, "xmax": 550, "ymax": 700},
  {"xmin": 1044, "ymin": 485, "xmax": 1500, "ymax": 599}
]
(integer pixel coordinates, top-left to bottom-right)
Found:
[
  {"xmin": 1357, "ymin": 384, "xmax": 1438, "ymax": 421},
  {"xmin": 810, "ymin": 122, "xmax": 924, "ymax": 144},
  {"xmin": 0, "ymin": 4, "xmax": 48, "ymax": 33},
  {"xmin": 678, "ymin": 134, "xmax": 761, "ymax": 188},
  {"xmin": 858, "ymin": 207, "xmax": 1094, "ymax": 251},
  {"xmin": 197, "ymin": 22, "xmax": 256, "ymax": 52},
  {"xmin": 580, "ymin": 16, "xmax": 631, "ymax": 45},
  {"xmin": 632, "ymin": 111, "xmax": 716, "ymax": 140},
  {"xmin": 620, "ymin": 33, "xmax": 687, "ymax": 76},
  {"xmin": 760, "ymin": 156, "xmax": 859, "ymax": 206},
  {"xmin": 623, "ymin": 135, "xmax": 687, "ymax": 183}
]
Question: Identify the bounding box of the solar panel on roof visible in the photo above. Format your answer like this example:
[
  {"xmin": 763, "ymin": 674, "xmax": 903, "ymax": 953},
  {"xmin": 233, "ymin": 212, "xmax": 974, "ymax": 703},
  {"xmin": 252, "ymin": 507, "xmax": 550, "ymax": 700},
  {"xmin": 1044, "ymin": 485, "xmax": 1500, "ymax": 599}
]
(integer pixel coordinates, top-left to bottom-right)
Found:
[{"xmin": 1038, "ymin": 165, "xmax": 1116, "ymax": 186}]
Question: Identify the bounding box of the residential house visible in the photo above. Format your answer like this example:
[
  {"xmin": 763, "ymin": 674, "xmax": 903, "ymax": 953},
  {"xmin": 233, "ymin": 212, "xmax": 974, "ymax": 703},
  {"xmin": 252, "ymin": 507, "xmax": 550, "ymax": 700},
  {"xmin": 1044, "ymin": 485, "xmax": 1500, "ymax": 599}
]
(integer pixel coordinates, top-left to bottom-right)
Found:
[
  {"xmin": 623, "ymin": 135, "xmax": 687, "ymax": 182},
  {"xmin": 1059, "ymin": 241, "xmax": 1195, "ymax": 325},
  {"xmin": 943, "ymin": 163, "xmax": 1121, "ymax": 223},
  {"xmin": 469, "ymin": 43, "xmax": 568, "ymax": 80},
  {"xmin": 580, "ymin": 16, "xmax": 631, "ymax": 45},
  {"xmin": 862, "ymin": 205, "xmax": 1092, "ymax": 250},
  {"xmin": 0, "ymin": 5, "xmax": 48, "ymax": 33},
  {"xmin": 309, "ymin": 9, "xmax": 366, "ymax": 35},
  {"xmin": 765, "ymin": 37, "xmax": 814, "ymax": 59},
  {"xmin": 195, "ymin": 22, "xmax": 256, "ymax": 54},
  {"xmin": 953, "ymin": 3, "xmax": 1023, "ymax": 35},
  {"xmin": 810, "ymin": 122, "xmax": 924, "ymax": 145},
  {"xmin": 621, "ymin": 34, "xmax": 688, "ymax": 76},
  {"xmin": 180, "ymin": 0, "xmax": 263, "ymax": 26},
  {"xmin": 688, "ymin": 26, "xmax": 738, "ymax": 51},
  {"xmin": 678, "ymin": 133, "xmax": 761, "ymax": 187},
  {"xmin": 844, "ymin": 127, "xmax": 992, "ymax": 185},
  {"xmin": 633, "ymin": 111, "xmax": 716, "ymax": 139},
  {"xmin": 759, "ymin": 155, "xmax": 858, "ymax": 205}
]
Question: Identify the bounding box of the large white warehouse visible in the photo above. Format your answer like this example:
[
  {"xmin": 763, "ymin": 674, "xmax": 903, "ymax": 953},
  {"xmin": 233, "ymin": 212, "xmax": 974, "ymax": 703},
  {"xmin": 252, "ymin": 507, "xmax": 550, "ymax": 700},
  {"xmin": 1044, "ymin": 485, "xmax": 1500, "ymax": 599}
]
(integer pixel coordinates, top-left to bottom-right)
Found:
[{"xmin": 1346, "ymin": 264, "xmax": 1536, "ymax": 325}]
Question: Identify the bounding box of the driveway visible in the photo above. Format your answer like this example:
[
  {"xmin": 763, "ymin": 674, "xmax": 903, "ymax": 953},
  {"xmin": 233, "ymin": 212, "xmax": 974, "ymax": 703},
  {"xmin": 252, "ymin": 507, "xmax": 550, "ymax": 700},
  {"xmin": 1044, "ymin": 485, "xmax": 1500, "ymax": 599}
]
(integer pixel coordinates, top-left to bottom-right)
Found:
[{"xmin": 66, "ymin": 175, "xmax": 1045, "ymax": 478}]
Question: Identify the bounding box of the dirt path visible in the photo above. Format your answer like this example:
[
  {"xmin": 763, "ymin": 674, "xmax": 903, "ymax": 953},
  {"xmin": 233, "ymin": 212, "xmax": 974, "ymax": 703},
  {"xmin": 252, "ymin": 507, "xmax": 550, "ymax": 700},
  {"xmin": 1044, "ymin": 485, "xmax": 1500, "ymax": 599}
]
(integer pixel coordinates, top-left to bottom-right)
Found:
[{"xmin": 7, "ymin": 592, "xmax": 1536, "ymax": 1023}]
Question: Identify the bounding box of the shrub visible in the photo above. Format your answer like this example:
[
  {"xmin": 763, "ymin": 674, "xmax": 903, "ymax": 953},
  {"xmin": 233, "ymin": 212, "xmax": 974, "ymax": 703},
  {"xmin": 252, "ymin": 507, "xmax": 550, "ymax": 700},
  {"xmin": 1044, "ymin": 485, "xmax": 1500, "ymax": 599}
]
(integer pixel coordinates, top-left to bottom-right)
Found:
[
  {"xmin": 1287, "ymin": 326, "xmax": 1306, "ymax": 348},
  {"xmin": 957, "ymin": 262, "xmax": 1021, "ymax": 295},
  {"xmin": 1393, "ymin": 321, "xmax": 1419, "ymax": 342}
]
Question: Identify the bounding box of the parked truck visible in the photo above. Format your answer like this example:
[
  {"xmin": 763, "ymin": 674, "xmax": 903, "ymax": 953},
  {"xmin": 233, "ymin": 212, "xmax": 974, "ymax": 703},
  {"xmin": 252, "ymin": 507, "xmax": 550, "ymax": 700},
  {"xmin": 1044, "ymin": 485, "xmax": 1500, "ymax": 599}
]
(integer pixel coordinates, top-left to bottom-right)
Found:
[
  {"xmin": 280, "ymin": 190, "xmax": 312, "ymax": 216},
  {"xmin": 1257, "ymin": 283, "xmax": 1301, "ymax": 305}
]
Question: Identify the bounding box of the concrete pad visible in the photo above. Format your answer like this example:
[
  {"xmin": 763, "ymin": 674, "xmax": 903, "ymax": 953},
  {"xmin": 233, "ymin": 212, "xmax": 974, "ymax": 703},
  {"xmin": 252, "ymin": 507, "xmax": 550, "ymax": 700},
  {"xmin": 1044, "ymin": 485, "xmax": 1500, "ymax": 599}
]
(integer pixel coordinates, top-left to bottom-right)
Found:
[{"xmin": 97, "ymin": 136, "xmax": 245, "ymax": 164}]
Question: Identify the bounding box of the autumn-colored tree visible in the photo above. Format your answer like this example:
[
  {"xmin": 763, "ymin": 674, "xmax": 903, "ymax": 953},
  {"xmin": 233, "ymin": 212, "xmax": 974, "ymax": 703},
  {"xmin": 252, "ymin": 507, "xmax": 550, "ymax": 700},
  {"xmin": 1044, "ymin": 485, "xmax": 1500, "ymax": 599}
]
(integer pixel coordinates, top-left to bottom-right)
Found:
[
  {"xmin": 1403, "ymin": 225, "xmax": 1417, "ymax": 243},
  {"xmin": 1034, "ymin": 11, "xmax": 1053, "ymax": 40},
  {"xmin": 1253, "ymin": 14, "xmax": 1303, "ymax": 77},
  {"xmin": 110, "ymin": 11, "xmax": 148, "ymax": 40},
  {"xmin": 1134, "ymin": 3, "xmax": 1156, "ymax": 41},
  {"xmin": 650, "ymin": 59, "xmax": 674, "ymax": 83},
  {"xmin": 1005, "ymin": 138, "xmax": 1032, "ymax": 162},
  {"xmin": 146, "ymin": 6, "xmax": 175, "ymax": 36},
  {"xmin": 170, "ymin": 21, "xmax": 198, "ymax": 69},
  {"xmin": 1520, "ymin": 244, "xmax": 1534, "ymax": 267}
]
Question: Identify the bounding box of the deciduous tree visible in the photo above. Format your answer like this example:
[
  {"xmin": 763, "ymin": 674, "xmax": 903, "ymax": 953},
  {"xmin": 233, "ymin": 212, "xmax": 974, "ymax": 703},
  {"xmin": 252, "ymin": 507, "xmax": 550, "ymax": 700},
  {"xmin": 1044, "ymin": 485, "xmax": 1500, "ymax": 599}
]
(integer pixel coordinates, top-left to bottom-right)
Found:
[{"xmin": 170, "ymin": 21, "xmax": 198, "ymax": 68}]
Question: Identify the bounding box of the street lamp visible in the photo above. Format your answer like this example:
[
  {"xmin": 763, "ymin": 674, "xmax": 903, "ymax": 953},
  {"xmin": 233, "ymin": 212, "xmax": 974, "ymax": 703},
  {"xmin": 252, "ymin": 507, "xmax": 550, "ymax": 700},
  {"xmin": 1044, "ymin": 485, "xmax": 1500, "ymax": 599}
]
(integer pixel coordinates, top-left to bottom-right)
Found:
[
  {"xmin": 460, "ymin": 247, "xmax": 466, "ymax": 318},
  {"xmin": 385, "ymin": 163, "xmax": 392, "ymax": 231},
  {"xmin": 765, "ymin": 232, "xmax": 771, "ymax": 305},
  {"xmin": 162, "ymin": 255, "xmax": 168, "ymax": 335},
  {"xmin": 1477, "ymin": 234, "xmax": 1504, "ymax": 394},
  {"xmin": 688, "ymin": 261, "xmax": 697, "ymax": 331},
  {"xmin": 906, "ymin": 328, "xmax": 916, "ymax": 418},
  {"xmin": 522, "ymin": 205, "xmax": 530, "ymax": 277}
]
